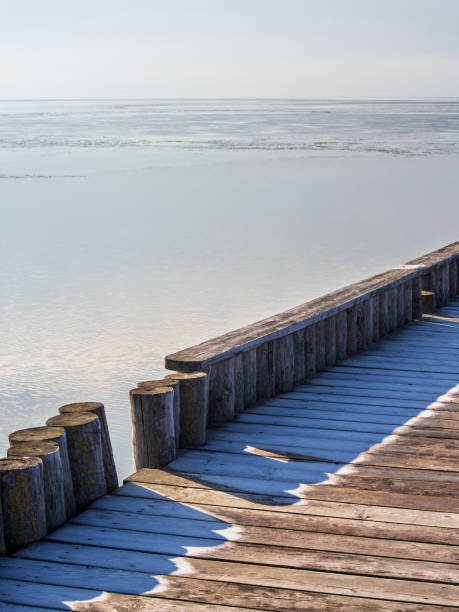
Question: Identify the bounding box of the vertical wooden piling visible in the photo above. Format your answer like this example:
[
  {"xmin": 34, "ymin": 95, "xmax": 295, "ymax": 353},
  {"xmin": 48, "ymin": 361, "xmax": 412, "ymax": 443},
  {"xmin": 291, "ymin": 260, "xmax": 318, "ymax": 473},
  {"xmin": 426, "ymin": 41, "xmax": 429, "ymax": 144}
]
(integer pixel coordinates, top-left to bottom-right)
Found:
[
  {"xmin": 233, "ymin": 353, "xmax": 245, "ymax": 413},
  {"xmin": 335, "ymin": 310, "xmax": 348, "ymax": 361},
  {"xmin": 369, "ymin": 294, "xmax": 379, "ymax": 342},
  {"xmin": 130, "ymin": 386, "xmax": 176, "ymax": 470},
  {"xmin": 274, "ymin": 334, "xmax": 295, "ymax": 393},
  {"xmin": 138, "ymin": 379, "xmax": 181, "ymax": 448},
  {"xmin": 315, "ymin": 320, "xmax": 326, "ymax": 370},
  {"xmin": 378, "ymin": 290, "xmax": 389, "ymax": 337},
  {"xmin": 346, "ymin": 308, "xmax": 358, "ymax": 355},
  {"xmin": 58, "ymin": 402, "xmax": 118, "ymax": 492},
  {"xmin": 0, "ymin": 457, "xmax": 47, "ymax": 552},
  {"xmin": 304, "ymin": 324, "xmax": 317, "ymax": 379},
  {"xmin": 256, "ymin": 342, "xmax": 275, "ymax": 400},
  {"xmin": 324, "ymin": 316, "xmax": 337, "ymax": 366},
  {"xmin": 9, "ymin": 426, "xmax": 76, "ymax": 519},
  {"xmin": 412, "ymin": 276, "xmax": 423, "ymax": 320},
  {"xmin": 46, "ymin": 413, "xmax": 106, "ymax": 512},
  {"xmin": 242, "ymin": 348, "xmax": 257, "ymax": 408},
  {"xmin": 0, "ymin": 494, "xmax": 4, "ymax": 556},
  {"xmin": 206, "ymin": 359, "xmax": 235, "ymax": 424},
  {"xmin": 449, "ymin": 260, "xmax": 458, "ymax": 299},
  {"xmin": 164, "ymin": 372, "xmax": 208, "ymax": 447},
  {"xmin": 7, "ymin": 441, "xmax": 66, "ymax": 532},
  {"xmin": 293, "ymin": 329, "xmax": 306, "ymax": 387}
]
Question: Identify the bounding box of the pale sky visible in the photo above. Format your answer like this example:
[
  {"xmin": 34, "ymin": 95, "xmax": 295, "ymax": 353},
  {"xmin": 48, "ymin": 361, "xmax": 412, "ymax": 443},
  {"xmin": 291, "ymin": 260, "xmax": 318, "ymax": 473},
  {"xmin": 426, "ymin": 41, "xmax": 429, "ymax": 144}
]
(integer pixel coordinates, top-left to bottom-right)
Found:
[{"xmin": 1, "ymin": 0, "xmax": 458, "ymax": 98}]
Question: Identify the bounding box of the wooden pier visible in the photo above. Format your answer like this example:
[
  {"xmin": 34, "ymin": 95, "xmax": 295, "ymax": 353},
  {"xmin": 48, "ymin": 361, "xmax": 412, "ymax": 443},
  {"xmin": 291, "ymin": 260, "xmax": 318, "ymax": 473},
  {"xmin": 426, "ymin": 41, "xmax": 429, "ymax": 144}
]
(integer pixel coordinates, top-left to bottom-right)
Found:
[{"xmin": 0, "ymin": 243, "xmax": 458, "ymax": 610}]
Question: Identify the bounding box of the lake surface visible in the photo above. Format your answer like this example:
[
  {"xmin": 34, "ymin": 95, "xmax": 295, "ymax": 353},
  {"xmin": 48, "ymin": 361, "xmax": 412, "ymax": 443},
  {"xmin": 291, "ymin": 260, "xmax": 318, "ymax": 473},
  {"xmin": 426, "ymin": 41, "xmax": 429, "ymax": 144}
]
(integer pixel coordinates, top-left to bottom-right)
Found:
[{"xmin": 1, "ymin": 99, "xmax": 458, "ymax": 479}]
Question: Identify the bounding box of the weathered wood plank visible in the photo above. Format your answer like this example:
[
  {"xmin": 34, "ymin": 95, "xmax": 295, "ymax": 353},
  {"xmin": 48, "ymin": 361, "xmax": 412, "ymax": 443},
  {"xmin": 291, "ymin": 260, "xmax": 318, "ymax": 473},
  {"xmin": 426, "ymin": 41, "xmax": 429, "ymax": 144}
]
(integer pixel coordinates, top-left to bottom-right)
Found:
[{"xmin": 90, "ymin": 493, "xmax": 459, "ymax": 545}]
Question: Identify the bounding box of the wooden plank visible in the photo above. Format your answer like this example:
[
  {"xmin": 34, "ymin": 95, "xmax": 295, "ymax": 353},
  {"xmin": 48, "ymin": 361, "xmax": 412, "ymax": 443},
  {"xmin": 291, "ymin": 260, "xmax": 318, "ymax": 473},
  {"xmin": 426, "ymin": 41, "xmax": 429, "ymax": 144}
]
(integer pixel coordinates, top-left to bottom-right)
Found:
[
  {"xmin": 341, "ymin": 464, "xmax": 459, "ymax": 483},
  {"xmin": 121, "ymin": 478, "xmax": 459, "ymax": 528},
  {"xmin": 7, "ymin": 548, "xmax": 459, "ymax": 607},
  {"xmin": 329, "ymin": 365, "xmax": 458, "ymax": 382},
  {"xmin": 44, "ymin": 522, "xmax": 459, "ymax": 583},
  {"xmin": 126, "ymin": 469, "xmax": 459, "ymax": 513},
  {"xmin": 357, "ymin": 452, "xmax": 459, "ymax": 472},
  {"xmin": 327, "ymin": 473, "xmax": 459, "ymax": 497},
  {"xmin": 90, "ymin": 493, "xmax": 459, "ymax": 545},
  {"xmin": 282, "ymin": 390, "xmax": 429, "ymax": 409},
  {"xmin": 294, "ymin": 384, "xmax": 441, "ymax": 401},
  {"xmin": 8, "ymin": 561, "xmax": 449, "ymax": 612},
  {"xmin": 69, "ymin": 507, "xmax": 459, "ymax": 565},
  {"xmin": 0, "ymin": 578, "xmax": 257, "ymax": 611},
  {"xmin": 267, "ymin": 397, "xmax": 421, "ymax": 417},
  {"xmin": 247, "ymin": 405, "xmax": 415, "ymax": 426}
]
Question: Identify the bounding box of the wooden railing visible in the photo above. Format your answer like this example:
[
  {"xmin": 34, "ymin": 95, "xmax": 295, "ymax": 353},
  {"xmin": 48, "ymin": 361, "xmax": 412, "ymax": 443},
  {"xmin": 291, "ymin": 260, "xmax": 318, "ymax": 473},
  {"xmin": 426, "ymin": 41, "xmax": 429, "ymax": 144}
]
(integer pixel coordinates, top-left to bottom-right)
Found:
[{"xmin": 129, "ymin": 241, "xmax": 459, "ymax": 472}]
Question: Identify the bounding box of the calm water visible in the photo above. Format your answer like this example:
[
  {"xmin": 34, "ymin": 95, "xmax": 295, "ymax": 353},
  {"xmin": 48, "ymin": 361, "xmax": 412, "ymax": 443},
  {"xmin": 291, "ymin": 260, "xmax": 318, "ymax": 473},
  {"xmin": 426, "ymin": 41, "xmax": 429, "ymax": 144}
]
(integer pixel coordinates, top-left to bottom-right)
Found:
[{"xmin": 1, "ymin": 99, "xmax": 459, "ymax": 479}]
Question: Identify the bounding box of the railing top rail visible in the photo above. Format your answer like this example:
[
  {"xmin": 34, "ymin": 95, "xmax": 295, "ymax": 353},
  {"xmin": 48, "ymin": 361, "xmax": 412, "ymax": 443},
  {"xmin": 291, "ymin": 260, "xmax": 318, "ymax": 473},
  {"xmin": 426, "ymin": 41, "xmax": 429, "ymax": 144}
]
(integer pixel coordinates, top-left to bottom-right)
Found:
[{"xmin": 165, "ymin": 241, "xmax": 459, "ymax": 372}]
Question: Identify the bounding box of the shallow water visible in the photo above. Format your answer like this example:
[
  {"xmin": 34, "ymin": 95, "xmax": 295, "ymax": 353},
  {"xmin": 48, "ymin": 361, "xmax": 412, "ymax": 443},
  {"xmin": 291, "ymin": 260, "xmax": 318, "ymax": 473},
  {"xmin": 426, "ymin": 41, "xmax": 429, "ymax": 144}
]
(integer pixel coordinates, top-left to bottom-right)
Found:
[{"xmin": 1, "ymin": 99, "xmax": 458, "ymax": 479}]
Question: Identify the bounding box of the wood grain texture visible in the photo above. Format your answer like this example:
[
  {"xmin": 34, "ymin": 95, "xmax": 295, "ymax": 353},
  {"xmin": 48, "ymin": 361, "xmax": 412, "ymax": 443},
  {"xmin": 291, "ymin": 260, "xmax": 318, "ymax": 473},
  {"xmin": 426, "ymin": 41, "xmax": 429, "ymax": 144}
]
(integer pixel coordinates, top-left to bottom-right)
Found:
[
  {"xmin": 165, "ymin": 372, "xmax": 208, "ymax": 447},
  {"xmin": 58, "ymin": 402, "xmax": 118, "ymax": 492},
  {"xmin": 130, "ymin": 387, "xmax": 176, "ymax": 470},
  {"xmin": 8, "ymin": 425, "xmax": 76, "ymax": 519},
  {"xmin": 0, "ymin": 457, "xmax": 46, "ymax": 552},
  {"xmin": 46, "ymin": 412, "xmax": 106, "ymax": 511},
  {"xmin": 7, "ymin": 441, "xmax": 66, "ymax": 532}
]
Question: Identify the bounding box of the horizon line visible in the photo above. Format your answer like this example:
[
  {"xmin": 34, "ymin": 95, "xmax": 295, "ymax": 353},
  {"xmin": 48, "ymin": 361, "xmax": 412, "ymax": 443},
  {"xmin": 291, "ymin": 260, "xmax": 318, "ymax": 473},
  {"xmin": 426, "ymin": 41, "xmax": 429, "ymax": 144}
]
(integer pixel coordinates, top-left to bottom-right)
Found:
[{"xmin": 1, "ymin": 96, "xmax": 459, "ymax": 102}]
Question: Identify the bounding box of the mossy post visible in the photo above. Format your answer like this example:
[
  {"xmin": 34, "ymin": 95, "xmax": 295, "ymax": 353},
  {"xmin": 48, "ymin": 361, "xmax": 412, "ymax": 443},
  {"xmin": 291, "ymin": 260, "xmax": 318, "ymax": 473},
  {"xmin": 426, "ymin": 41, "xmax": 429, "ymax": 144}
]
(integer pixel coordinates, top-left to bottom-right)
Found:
[
  {"xmin": 58, "ymin": 402, "xmax": 118, "ymax": 492},
  {"xmin": 130, "ymin": 386, "xmax": 176, "ymax": 470},
  {"xmin": 46, "ymin": 413, "xmax": 106, "ymax": 512},
  {"xmin": 9, "ymin": 425, "xmax": 76, "ymax": 519},
  {"xmin": 137, "ymin": 380, "xmax": 181, "ymax": 449},
  {"xmin": 7, "ymin": 441, "xmax": 66, "ymax": 532},
  {"xmin": 0, "ymin": 457, "xmax": 47, "ymax": 552},
  {"xmin": 164, "ymin": 372, "xmax": 208, "ymax": 447}
]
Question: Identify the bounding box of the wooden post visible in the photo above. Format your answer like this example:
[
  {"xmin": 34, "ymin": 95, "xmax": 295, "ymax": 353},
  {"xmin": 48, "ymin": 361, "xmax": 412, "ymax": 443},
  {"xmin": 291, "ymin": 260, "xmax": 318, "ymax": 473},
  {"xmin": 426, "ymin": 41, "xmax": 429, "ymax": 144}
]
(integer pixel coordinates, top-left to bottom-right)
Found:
[
  {"xmin": 164, "ymin": 372, "xmax": 208, "ymax": 447},
  {"xmin": 369, "ymin": 294, "xmax": 379, "ymax": 342},
  {"xmin": 242, "ymin": 348, "xmax": 257, "ymax": 408},
  {"xmin": 335, "ymin": 310, "xmax": 348, "ymax": 361},
  {"xmin": 9, "ymin": 426, "xmax": 76, "ymax": 519},
  {"xmin": 58, "ymin": 402, "xmax": 118, "ymax": 492},
  {"xmin": 412, "ymin": 276, "xmax": 423, "ymax": 320},
  {"xmin": 46, "ymin": 413, "xmax": 106, "ymax": 512},
  {"xmin": 387, "ymin": 286, "xmax": 398, "ymax": 332},
  {"xmin": 315, "ymin": 319, "xmax": 326, "ymax": 370},
  {"xmin": 421, "ymin": 290, "xmax": 436, "ymax": 314},
  {"xmin": 304, "ymin": 324, "xmax": 317, "ymax": 379},
  {"xmin": 233, "ymin": 353, "xmax": 245, "ymax": 413},
  {"xmin": 137, "ymin": 380, "xmax": 181, "ymax": 448},
  {"xmin": 324, "ymin": 316, "xmax": 337, "ymax": 367},
  {"xmin": 274, "ymin": 334, "xmax": 295, "ymax": 393},
  {"xmin": 206, "ymin": 358, "xmax": 235, "ymax": 424},
  {"xmin": 439, "ymin": 263, "xmax": 450, "ymax": 306},
  {"xmin": 293, "ymin": 329, "xmax": 306, "ymax": 387},
  {"xmin": 7, "ymin": 441, "xmax": 66, "ymax": 532},
  {"xmin": 256, "ymin": 342, "xmax": 275, "ymax": 400},
  {"xmin": 403, "ymin": 280, "xmax": 413, "ymax": 324},
  {"xmin": 130, "ymin": 386, "xmax": 176, "ymax": 470},
  {"xmin": 346, "ymin": 308, "xmax": 357, "ymax": 355},
  {"xmin": 0, "ymin": 457, "xmax": 46, "ymax": 552},
  {"xmin": 378, "ymin": 290, "xmax": 389, "ymax": 337},
  {"xmin": 0, "ymin": 493, "xmax": 4, "ymax": 556},
  {"xmin": 449, "ymin": 260, "xmax": 458, "ymax": 300}
]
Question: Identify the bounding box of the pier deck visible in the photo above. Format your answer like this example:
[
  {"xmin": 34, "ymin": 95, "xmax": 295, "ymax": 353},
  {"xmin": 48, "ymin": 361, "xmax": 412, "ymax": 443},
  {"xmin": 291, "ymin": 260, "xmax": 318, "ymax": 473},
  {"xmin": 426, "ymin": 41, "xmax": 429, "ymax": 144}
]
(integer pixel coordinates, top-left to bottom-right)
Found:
[{"xmin": 1, "ymin": 303, "xmax": 459, "ymax": 610}]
